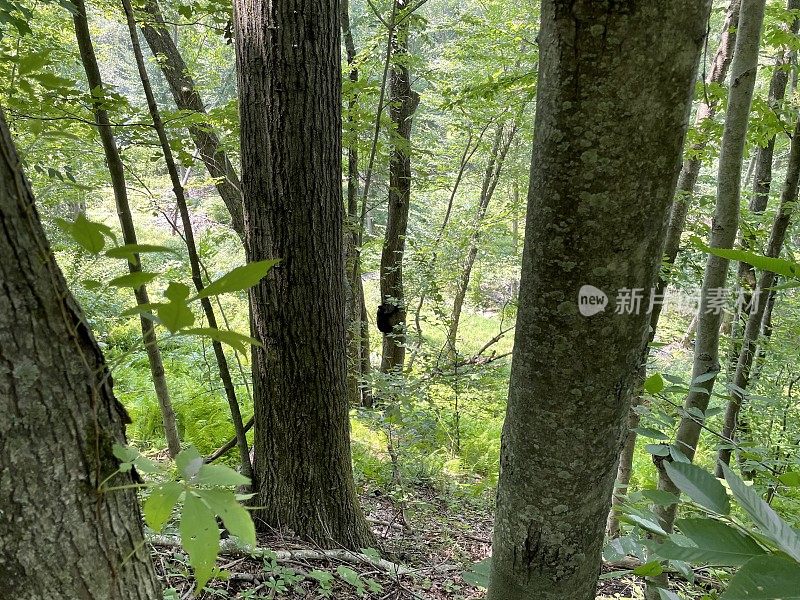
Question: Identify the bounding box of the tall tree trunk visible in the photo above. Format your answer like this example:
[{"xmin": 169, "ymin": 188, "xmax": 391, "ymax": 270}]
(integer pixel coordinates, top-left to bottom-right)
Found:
[
  {"xmin": 446, "ymin": 122, "xmax": 516, "ymax": 355},
  {"xmin": 380, "ymin": 5, "xmax": 419, "ymax": 373},
  {"xmin": 647, "ymin": 3, "xmax": 765, "ymax": 597},
  {"xmin": 139, "ymin": 0, "xmax": 244, "ymax": 239},
  {"xmin": 341, "ymin": 0, "xmax": 372, "ymax": 407},
  {"xmin": 486, "ymin": 2, "xmax": 711, "ymax": 599},
  {"xmin": 729, "ymin": 0, "xmax": 799, "ymax": 369},
  {"xmin": 716, "ymin": 115, "xmax": 800, "ymax": 474},
  {"xmin": 0, "ymin": 109, "xmax": 161, "ymax": 600},
  {"xmin": 122, "ymin": 0, "xmax": 252, "ymax": 481},
  {"xmin": 607, "ymin": 0, "xmax": 741, "ymax": 538},
  {"xmin": 234, "ymin": 0, "xmax": 374, "ymax": 548},
  {"xmin": 72, "ymin": 0, "xmax": 181, "ymax": 458}
]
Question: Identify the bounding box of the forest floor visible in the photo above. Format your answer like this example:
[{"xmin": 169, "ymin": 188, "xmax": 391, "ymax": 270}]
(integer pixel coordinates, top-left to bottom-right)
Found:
[{"xmin": 151, "ymin": 484, "xmax": 644, "ymax": 599}]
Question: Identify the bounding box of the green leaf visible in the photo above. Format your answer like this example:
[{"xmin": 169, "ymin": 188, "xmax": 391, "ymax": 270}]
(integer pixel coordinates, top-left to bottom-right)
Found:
[
  {"xmin": 463, "ymin": 557, "xmax": 491, "ymax": 589},
  {"xmin": 193, "ymin": 464, "xmax": 251, "ymax": 487},
  {"xmin": 144, "ymin": 481, "xmax": 184, "ymax": 532},
  {"xmin": 644, "ymin": 373, "xmax": 666, "ymax": 394},
  {"xmin": 197, "ymin": 260, "xmax": 280, "ymax": 299},
  {"xmin": 180, "ymin": 328, "xmax": 262, "ymax": 354},
  {"xmin": 646, "ymin": 444, "xmax": 671, "ymax": 457},
  {"xmin": 176, "ymin": 446, "xmax": 203, "ymax": 480},
  {"xmin": 56, "ymin": 214, "xmax": 107, "ymax": 253},
  {"xmin": 658, "ymin": 590, "xmax": 682, "ymax": 600},
  {"xmin": 633, "ymin": 427, "xmax": 669, "ymax": 441},
  {"xmin": 721, "ymin": 462, "xmax": 800, "ymax": 561},
  {"xmin": 655, "ymin": 519, "xmax": 765, "ymax": 566},
  {"xmin": 720, "ymin": 555, "xmax": 800, "ymax": 599},
  {"xmin": 337, "ymin": 565, "xmax": 363, "ymax": 588},
  {"xmin": 691, "ymin": 371, "xmax": 720, "ymax": 385},
  {"xmin": 180, "ymin": 492, "xmax": 220, "ymax": 591},
  {"xmin": 195, "ymin": 488, "xmax": 256, "ymax": 547},
  {"xmin": 105, "ymin": 244, "xmax": 176, "ymax": 262},
  {"xmin": 694, "ymin": 239, "xmax": 800, "ymax": 280},
  {"xmin": 664, "ymin": 462, "xmax": 730, "ymax": 514},
  {"xmin": 618, "ymin": 510, "xmax": 668, "ymax": 537},
  {"xmin": 156, "ymin": 300, "xmax": 194, "ymax": 333},
  {"xmin": 633, "ymin": 561, "xmax": 663, "ymax": 576},
  {"xmin": 778, "ymin": 471, "xmax": 800, "ymax": 487},
  {"xmin": 641, "ymin": 489, "xmax": 681, "ymax": 507},
  {"xmin": 109, "ymin": 272, "xmax": 158, "ymax": 289}
]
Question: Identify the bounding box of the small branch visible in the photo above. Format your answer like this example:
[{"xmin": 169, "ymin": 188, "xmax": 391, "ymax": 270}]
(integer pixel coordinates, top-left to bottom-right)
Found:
[{"xmin": 205, "ymin": 416, "xmax": 254, "ymax": 463}]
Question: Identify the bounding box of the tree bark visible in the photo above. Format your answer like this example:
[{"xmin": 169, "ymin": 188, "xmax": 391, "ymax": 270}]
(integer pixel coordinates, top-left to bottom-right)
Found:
[
  {"xmin": 72, "ymin": 0, "xmax": 181, "ymax": 458},
  {"xmin": 234, "ymin": 0, "xmax": 374, "ymax": 548},
  {"xmin": 0, "ymin": 108, "xmax": 161, "ymax": 600},
  {"xmin": 647, "ymin": 4, "xmax": 766, "ymax": 597},
  {"xmin": 716, "ymin": 115, "xmax": 800, "ymax": 474},
  {"xmin": 122, "ymin": 0, "xmax": 252, "ymax": 481},
  {"xmin": 486, "ymin": 2, "xmax": 711, "ymax": 599},
  {"xmin": 607, "ymin": 0, "xmax": 740, "ymax": 539},
  {"xmin": 380, "ymin": 4, "xmax": 420, "ymax": 373},
  {"xmin": 139, "ymin": 0, "xmax": 244, "ymax": 239}
]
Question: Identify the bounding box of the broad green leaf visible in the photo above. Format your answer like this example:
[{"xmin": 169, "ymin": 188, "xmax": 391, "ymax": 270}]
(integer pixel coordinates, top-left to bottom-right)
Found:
[
  {"xmin": 644, "ymin": 373, "xmax": 666, "ymax": 394},
  {"xmin": 195, "ymin": 488, "xmax": 256, "ymax": 547},
  {"xmin": 641, "ymin": 489, "xmax": 681, "ymax": 507},
  {"xmin": 164, "ymin": 282, "xmax": 191, "ymax": 302},
  {"xmin": 156, "ymin": 300, "xmax": 194, "ymax": 333},
  {"xmin": 176, "ymin": 446, "xmax": 203, "ymax": 480},
  {"xmin": 646, "ymin": 444, "xmax": 671, "ymax": 457},
  {"xmin": 180, "ymin": 328, "xmax": 262, "ymax": 354},
  {"xmin": 197, "ymin": 260, "xmax": 280, "ymax": 299},
  {"xmin": 655, "ymin": 519, "xmax": 765, "ymax": 566},
  {"xmin": 633, "ymin": 561, "xmax": 663, "ymax": 576},
  {"xmin": 664, "ymin": 462, "xmax": 730, "ymax": 514},
  {"xmin": 194, "ymin": 464, "xmax": 251, "ymax": 487},
  {"xmin": 56, "ymin": 214, "xmax": 106, "ymax": 253},
  {"xmin": 721, "ymin": 462, "xmax": 800, "ymax": 561},
  {"xmin": 695, "ymin": 240, "xmax": 800, "ymax": 280},
  {"xmin": 618, "ymin": 510, "xmax": 668, "ymax": 537},
  {"xmin": 105, "ymin": 244, "xmax": 176, "ymax": 262},
  {"xmin": 720, "ymin": 555, "xmax": 800, "ymax": 599},
  {"xmin": 658, "ymin": 590, "xmax": 682, "ymax": 600},
  {"xmin": 144, "ymin": 481, "xmax": 184, "ymax": 532},
  {"xmin": 180, "ymin": 492, "xmax": 220, "ymax": 591},
  {"xmin": 779, "ymin": 471, "xmax": 800, "ymax": 487},
  {"xmin": 108, "ymin": 272, "xmax": 158, "ymax": 289},
  {"xmin": 692, "ymin": 371, "xmax": 720, "ymax": 385},
  {"xmin": 633, "ymin": 427, "xmax": 669, "ymax": 441},
  {"xmin": 463, "ymin": 558, "xmax": 491, "ymax": 589}
]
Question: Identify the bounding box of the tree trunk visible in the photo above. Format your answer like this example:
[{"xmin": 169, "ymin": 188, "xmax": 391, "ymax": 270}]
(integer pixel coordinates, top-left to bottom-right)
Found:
[
  {"xmin": 486, "ymin": 2, "xmax": 711, "ymax": 599},
  {"xmin": 380, "ymin": 5, "xmax": 420, "ymax": 373},
  {"xmin": 0, "ymin": 109, "xmax": 161, "ymax": 600},
  {"xmin": 72, "ymin": 0, "xmax": 181, "ymax": 458},
  {"xmin": 122, "ymin": 0, "xmax": 252, "ymax": 481},
  {"xmin": 446, "ymin": 122, "xmax": 516, "ymax": 355},
  {"xmin": 139, "ymin": 0, "xmax": 244, "ymax": 239},
  {"xmin": 647, "ymin": 3, "xmax": 765, "ymax": 597},
  {"xmin": 607, "ymin": 0, "xmax": 740, "ymax": 539},
  {"xmin": 233, "ymin": 0, "xmax": 374, "ymax": 549},
  {"xmin": 716, "ymin": 115, "xmax": 800, "ymax": 474}
]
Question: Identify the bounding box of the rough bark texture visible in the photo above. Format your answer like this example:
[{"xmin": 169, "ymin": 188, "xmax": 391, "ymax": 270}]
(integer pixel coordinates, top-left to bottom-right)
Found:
[
  {"xmin": 234, "ymin": 0, "xmax": 374, "ymax": 548},
  {"xmin": 607, "ymin": 1, "xmax": 741, "ymax": 537},
  {"xmin": 0, "ymin": 109, "xmax": 161, "ymax": 600},
  {"xmin": 446, "ymin": 122, "xmax": 516, "ymax": 354},
  {"xmin": 72, "ymin": 0, "xmax": 180, "ymax": 457},
  {"xmin": 716, "ymin": 115, "xmax": 800, "ymax": 474},
  {"xmin": 122, "ymin": 0, "xmax": 252, "ymax": 481},
  {"xmin": 486, "ymin": 2, "xmax": 711, "ymax": 599},
  {"xmin": 380, "ymin": 6, "xmax": 420, "ymax": 373},
  {"xmin": 140, "ymin": 0, "xmax": 244, "ymax": 239},
  {"xmin": 649, "ymin": 3, "xmax": 765, "ymax": 593}
]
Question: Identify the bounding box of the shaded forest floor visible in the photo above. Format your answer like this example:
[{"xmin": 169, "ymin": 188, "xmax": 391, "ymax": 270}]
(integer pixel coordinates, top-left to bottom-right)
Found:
[{"xmin": 151, "ymin": 484, "xmax": 642, "ymax": 599}]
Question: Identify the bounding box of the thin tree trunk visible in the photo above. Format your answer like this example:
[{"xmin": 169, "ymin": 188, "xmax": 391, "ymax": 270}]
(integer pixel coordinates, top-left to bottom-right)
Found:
[
  {"xmin": 607, "ymin": 0, "xmax": 741, "ymax": 538},
  {"xmin": 750, "ymin": 286, "xmax": 777, "ymax": 383},
  {"xmin": 139, "ymin": 0, "xmax": 244, "ymax": 239},
  {"xmin": 380, "ymin": 4, "xmax": 420, "ymax": 373},
  {"xmin": 0, "ymin": 108, "xmax": 161, "ymax": 600},
  {"xmin": 72, "ymin": 0, "xmax": 180, "ymax": 458},
  {"xmin": 234, "ymin": 0, "xmax": 374, "ymax": 548},
  {"xmin": 716, "ymin": 115, "xmax": 800, "ymax": 474},
  {"xmin": 647, "ymin": 3, "xmax": 765, "ymax": 597},
  {"xmin": 122, "ymin": 0, "xmax": 252, "ymax": 481},
  {"xmin": 446, "ymin": 122, "xmax": 516, "ymax": 355},
  {"xmin": 486, "ymin": 2, "xmax": 711, "ymax": 598}
]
